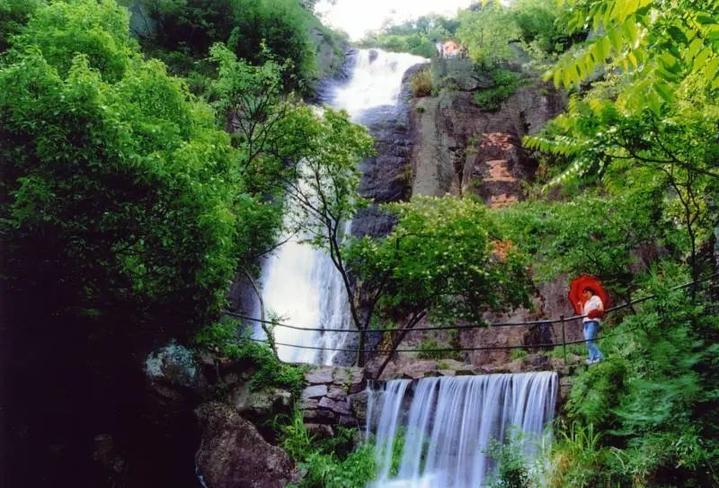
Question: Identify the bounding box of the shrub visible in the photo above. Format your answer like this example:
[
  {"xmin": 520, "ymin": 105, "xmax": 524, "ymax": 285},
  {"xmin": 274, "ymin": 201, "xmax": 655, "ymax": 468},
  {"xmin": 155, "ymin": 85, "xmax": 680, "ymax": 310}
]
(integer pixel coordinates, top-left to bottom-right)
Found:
[
  {"xmin": 487, "ymin": 438, "xmax": 533, "ymax": 488},
  {"xmin": 473, "ymin": 68, "xmax": 523, "ymax": 111},
  {"xmin": 457, "ymin": 1, "xmax": 520, "ymax": 68},
  {"xmin": 139, "ymin": 0, "xmax": 317, "ymax": 90},
  {"xmin": 195, "ymin": 319, "xmax": 306, "ymax": 396},
  {"xmin": 0, "ymin": 0, "xmax": 43, "ymax": 53},
  {"xmin": 282, "ymin": 410, "xmax": 377, "ymax": 488},
  {"xmin": 411, "ymin": 68, "xmax": 433, "ymax": 97},
  {"xmin": 228, "ymin": 0, "xmax": 316, "ymax": 91},
  {"xmin": 510, "ymin": 348, "xmax": 529, "ymax": 361}
]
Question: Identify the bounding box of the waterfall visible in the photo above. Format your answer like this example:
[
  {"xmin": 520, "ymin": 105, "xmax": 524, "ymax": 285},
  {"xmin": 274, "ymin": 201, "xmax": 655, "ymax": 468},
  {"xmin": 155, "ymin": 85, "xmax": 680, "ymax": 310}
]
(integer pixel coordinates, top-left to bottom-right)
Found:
[
  {"xmin": 367, "ymin": 372, "xmax": 558, "ymax": 488},
  {"xmin": 257, "ymin": 49, "xmax": 426, "ymax": 365}
]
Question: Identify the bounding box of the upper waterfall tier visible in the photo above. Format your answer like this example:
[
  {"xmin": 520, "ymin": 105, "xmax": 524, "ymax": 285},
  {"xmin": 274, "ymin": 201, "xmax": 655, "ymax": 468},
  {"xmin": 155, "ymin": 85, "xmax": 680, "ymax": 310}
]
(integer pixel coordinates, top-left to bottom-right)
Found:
[
  {"xmin": 258, "ymin": 49, "xmax": 426, "ymax": 365},
  {"xmin": 367, "ymin": 371, "xmax": 558, "ymax": 488},
  {"xmin": 330, "ymin": 49, "xmax": 427, "ymax": 120}
]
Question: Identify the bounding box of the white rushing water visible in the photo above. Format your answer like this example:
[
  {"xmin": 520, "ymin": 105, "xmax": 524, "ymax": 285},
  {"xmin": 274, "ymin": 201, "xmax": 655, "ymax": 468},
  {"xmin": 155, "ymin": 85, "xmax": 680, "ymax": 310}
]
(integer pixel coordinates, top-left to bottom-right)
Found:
[
  {"xmin": 366, "ymin": 372, "xmax": 558, "ymax": 488},
  {"xmin": 258, "ymin": 49, "xmax": 426, "ymax": 365}
]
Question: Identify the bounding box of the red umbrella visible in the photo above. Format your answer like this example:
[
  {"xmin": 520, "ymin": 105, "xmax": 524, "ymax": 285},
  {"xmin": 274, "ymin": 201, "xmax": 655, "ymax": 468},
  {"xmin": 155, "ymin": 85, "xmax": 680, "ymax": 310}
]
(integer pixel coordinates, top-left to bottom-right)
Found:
[{"xmin": 568, "ymin": 274, "xmax": 611, "ymax": 315}]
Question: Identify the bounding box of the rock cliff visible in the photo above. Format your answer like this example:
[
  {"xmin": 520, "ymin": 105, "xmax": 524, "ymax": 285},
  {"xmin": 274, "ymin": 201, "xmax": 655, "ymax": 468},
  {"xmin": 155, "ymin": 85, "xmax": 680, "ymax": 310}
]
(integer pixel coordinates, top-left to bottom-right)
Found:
[{"xmin": 375, "ymin": 58, "xmax": 584, "ymax": 371}]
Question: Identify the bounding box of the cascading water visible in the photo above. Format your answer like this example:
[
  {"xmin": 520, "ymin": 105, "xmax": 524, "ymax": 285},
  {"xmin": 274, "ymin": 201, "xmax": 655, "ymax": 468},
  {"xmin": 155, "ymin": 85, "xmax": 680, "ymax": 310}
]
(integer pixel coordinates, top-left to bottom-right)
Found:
[
  {"xmin": 366, "ymin": 372, "xmax": 558, "ymax": 488},
  {"xmin": 258, "ymin": 49, "xmax": 426, "ymax": 365}
]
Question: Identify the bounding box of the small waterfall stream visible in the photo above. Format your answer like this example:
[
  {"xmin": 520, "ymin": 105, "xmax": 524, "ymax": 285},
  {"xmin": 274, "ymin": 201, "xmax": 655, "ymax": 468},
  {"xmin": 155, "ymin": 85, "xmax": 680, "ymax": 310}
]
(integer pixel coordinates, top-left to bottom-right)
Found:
[
  {"xmin": 258, "ymin": 49, "xmax": 426, "ymax": 365},
  {"xmin": 366, "ymin": 372, "xmax": 558, "ymax": 488}
]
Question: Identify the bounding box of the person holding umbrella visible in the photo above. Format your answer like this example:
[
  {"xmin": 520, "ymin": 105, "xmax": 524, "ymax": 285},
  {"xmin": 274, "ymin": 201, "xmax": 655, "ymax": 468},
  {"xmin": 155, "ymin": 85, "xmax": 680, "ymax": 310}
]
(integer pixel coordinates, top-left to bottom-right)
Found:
[
  {"xmin": 580, "ymin": 287, "xmax": 604, "ymax": 364},
  {"xmin": 569, "ymin": 275, "xmax": 609, "ymax": 365}
]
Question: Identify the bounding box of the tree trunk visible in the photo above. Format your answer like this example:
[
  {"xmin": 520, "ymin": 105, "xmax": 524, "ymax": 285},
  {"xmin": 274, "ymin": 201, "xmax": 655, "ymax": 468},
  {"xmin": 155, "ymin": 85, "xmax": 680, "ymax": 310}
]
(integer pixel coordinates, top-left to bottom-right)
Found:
[{"xmin": 374, "ymin": 311, "xmax": 427, "ymax": 380}]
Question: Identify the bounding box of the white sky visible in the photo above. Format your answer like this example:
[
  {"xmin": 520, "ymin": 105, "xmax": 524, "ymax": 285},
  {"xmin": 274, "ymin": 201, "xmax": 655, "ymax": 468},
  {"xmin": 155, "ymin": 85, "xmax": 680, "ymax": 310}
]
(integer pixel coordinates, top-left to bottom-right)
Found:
[{"xmin": 316, "ymin": 0, "xmax": 477, "ymax": 41}]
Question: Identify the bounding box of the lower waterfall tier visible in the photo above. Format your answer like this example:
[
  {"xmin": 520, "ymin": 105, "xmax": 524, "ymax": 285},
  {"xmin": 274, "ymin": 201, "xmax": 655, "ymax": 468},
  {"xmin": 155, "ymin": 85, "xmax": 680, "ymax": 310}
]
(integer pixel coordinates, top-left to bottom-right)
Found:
[{"xmin": 366, "ymin": 371, "xmax": 558, "ymax": 488}]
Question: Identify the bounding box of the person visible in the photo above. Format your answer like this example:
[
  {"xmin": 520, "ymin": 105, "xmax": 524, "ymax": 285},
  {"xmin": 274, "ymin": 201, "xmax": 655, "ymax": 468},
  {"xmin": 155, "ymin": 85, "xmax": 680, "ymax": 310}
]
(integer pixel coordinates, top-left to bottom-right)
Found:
[{"xmin": 580, "ymin": 287, "xmax": 604, "ymax": 364}]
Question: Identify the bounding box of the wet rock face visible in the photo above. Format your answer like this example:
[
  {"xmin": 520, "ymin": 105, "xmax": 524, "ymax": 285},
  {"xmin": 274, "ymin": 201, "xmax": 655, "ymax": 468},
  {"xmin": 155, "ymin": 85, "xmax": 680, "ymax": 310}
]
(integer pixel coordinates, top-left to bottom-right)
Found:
[
  {"xmin": 310, "ymin": 48, "xmax": 356, "ymax": 105},
  {"xmin": 352, "ymin": 63, "xmax": 425, "ymax": 238},
  {"xmin": 195, "ymin": 402, "xmax": 297, "ymax": 488},
  {"xmin": 410, "ymin": 69, "xmax": 565, "ymax": 204},
  {"xmin": 403, "ymin": 72, "xmax": 573, "ymax": 370}
]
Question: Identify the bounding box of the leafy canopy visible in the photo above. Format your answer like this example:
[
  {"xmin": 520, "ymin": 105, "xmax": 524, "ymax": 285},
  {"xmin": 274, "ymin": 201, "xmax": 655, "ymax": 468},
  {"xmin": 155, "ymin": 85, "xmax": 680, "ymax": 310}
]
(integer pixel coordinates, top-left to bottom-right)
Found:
[
  {"xmin": 349, "ymin": 196, "xmax": 532, "ymax": 324},
  {"xmin": 456, "ymin": 1, "xmax": 520, "ymax": 68},
  {"xmin": 0, "ymin": 0, "xmax": 262, "ymax": 331}
]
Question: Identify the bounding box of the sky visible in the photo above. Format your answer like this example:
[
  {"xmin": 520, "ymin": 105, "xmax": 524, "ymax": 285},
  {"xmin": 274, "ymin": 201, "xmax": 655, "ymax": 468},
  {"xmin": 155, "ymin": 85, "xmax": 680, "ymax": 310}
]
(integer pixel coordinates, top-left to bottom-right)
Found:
[{"xmin": 315, "ymin": 0, "xmax": 476, "ymax": 41}]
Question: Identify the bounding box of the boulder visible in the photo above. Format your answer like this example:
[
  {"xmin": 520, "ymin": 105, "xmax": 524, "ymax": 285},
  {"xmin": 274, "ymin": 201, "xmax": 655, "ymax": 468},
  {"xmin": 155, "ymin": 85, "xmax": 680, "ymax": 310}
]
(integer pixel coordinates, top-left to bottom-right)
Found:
[
  {"xmin": 306, "ymin": 423, "xmax": 335, "ymax": 438},
  {"xmin": 300, "ymin": 398, "xmax": 320, "ymax": 410},
  {"xmin": 195, "ymin": 402, "xmax": 296, "ymax": 488},
  {"xmin": 326, "ymin": 386, "xmax": 347, "ymax": 401},
  {"xmin": 145, "ymin": 343, "xmax": 204, "ymax": 391},
  {"xmin": 232, "ymin": 383, "xmax": 292, "ymax": 421}
]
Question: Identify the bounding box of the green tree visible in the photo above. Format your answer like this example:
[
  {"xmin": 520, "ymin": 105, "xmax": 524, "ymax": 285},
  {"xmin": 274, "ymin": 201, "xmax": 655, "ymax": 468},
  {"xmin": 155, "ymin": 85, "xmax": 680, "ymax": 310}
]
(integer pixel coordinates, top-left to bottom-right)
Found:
[
  {"xmin": 0, "ymin": 0, "xmax": 259, "ymax": 332},
  {"xmin": 0, "ymin": 0, "xmax": 44, "ymax": 53},
  {"xmin": 349, "ymin": 196, "xmax": 532, "ymax": 376},
  {"xmin": 209, "ymin": 43, "xmax": 291, "ymax": 191},
  {"xmin": 228, "ymin": 0, "xmax": 316, "ymax": 91},
  {"xmin": 495, "ymin": 184, "xmax": 675, "ymax": 301},
  {"xmin": 138, "ymin": 0, "xmax": 318, "ymax": 90},
  {"xmin": 456, "ymin": 1, "xmax": 520, "ymax": 68},
  {"xmin": 13, "ymin": 0, "xmax": 138, "ymax": 82},
  {"xmin": 139, "ymin": 0, "xmax": 237, "ymax": 55},
  {"xmin": 510, "ymin": 0, "xmax": 579, "ymax": 63},
  {"xmin": 360, "ymin": 14, "xmax": 458, "ymax": 58},
  {"xmin": 281, "ymin": 107, "xmax": 375, "ymax": 361},
  {"xmin": 526, "ymin": 0, "xmax": 719, "ymax": 286}
]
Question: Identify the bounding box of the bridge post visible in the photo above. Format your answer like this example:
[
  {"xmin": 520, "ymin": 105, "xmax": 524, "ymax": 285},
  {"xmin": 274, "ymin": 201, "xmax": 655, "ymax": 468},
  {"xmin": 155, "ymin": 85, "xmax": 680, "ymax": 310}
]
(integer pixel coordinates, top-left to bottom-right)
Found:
[{"xmin": 560, "ymin": 315, "xmax": 567, "ymax": 364}]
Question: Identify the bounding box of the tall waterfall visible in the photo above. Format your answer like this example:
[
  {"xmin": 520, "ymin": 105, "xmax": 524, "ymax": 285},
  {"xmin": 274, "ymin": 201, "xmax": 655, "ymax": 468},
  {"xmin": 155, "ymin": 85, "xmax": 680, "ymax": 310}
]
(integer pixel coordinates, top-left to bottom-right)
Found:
[
  {"xmin": 366, "ymin": 372, "xmax": 558, "ymax": 488},
  {"xmin": 258, "ymin": 49, "xmax": 426, "ymax": 365}
]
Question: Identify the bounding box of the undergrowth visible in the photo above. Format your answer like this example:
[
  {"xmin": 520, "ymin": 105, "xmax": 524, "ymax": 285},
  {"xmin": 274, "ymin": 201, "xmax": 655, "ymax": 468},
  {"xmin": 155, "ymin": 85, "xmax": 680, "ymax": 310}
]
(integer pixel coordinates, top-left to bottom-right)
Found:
[
  {"xmin": 194, "ymin": 318, "xmax": 306, "ymax": 396},
  {"xmin": 411, "ymin": 68, "xmax": 432, "ymax": 97},
  {"xmin": 473, "ymin": 68, "xmax": 524, "ymax": 111},
  {"xmin": 282, "ymin": 409, "xmax": 377, "ymax": 488}
]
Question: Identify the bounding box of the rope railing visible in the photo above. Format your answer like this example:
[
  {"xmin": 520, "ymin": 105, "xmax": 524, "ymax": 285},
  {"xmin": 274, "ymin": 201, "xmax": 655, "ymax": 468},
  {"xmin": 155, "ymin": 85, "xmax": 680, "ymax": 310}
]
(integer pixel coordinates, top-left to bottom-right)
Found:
[
  {"xmin": 225, "ymin": 272, "xmax": 718, "ymax": 336},
  {"xmin": 226, "ymin": 273, "xmax": 717, "ymax": 360},
  {"xmin": 244, "ymin": 320, "xmax": 649, "ymax": 354}
]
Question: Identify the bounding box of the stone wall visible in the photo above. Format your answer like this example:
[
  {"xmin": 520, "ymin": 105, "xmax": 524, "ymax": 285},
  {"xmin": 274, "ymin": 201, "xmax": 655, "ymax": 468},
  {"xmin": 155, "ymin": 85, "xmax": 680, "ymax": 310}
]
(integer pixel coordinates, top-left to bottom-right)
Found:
[{"xmin": 300, "ymin": 366, "xmax": 367, "ymax": 437}]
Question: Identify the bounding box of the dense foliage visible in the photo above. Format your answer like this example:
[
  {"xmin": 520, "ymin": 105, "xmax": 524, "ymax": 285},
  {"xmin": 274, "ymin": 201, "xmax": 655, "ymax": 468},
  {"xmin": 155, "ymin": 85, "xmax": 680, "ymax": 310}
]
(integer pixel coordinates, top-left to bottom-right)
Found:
[
  {"xmin": 359, "ymin": 14, "xmax": 459, "ymax": 58},
  {"xmin": 472, "ymin": 68, "xmax": 524, "ymax": 111},
  {"xmin": 0, "ymin": 0, "xmax": 253, "ymax": 331},
  {"xmin": 348, "ymin": 196, "xmax": 532, "ymax": 372},
  {"xmin": 0, "ymin": 0, "xmax": 43, "ymax": 53},
  {"xmin": 496, "ymin": 1, "xmax": 719, "ymax": 485},
  {"xmin": 194, "ymin": 319, "xmax": 306, "ymax": 395},
  {"xmin": 456, "ymin": 1, "xmax": 520, "ymax": 68},
  {"xmin": 550, "ymin": 268, "xmax": 719, "ymax": 486},
  {"xmin": 136, "ymin": 0, "xmax": 342, "ymax": 92},
  {"xmin": 351, "ymin": 196, "xmax": 531, "ymax": 324},
  {"xmin": 282, "ymin": 410, "xmax": 377, "ymax": 488},
  {"xmin": 495, "ymin": 184, "xmax": 676, "ymax": 299}
]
